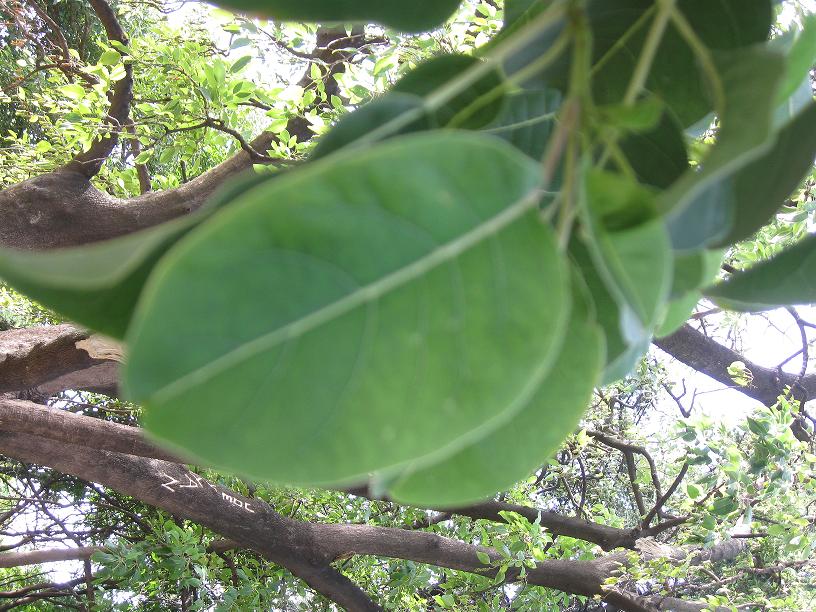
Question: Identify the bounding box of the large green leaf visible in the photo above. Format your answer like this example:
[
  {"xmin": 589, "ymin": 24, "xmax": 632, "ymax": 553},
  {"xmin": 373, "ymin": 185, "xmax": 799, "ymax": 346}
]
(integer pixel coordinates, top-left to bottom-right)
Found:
[
  {"xmin": 569, "ymin": 236, "xmax": 646, "ymax": 385},
  {"xmin": 704, "ymin": 235, "xmax": 816, "ymax": 311},
  {"xmin": 0, "ymin": 171, "xmax": 270, "ymax": 339},
  {"xmin": 125, "ymin": 133, "xmax": 571, "ymax": 486},
  {"xmin": 387, "ymin": 270, "xmax": 602, "ymax": 506},
  {"xmin": 774, "ymin": 13, "xmax": 816, "ymax": 106},
  {"xmin": 208, "ymin": 0, "xmax": 461, "ymax": 32},
  {"xmin": 664, "ymin": 46, "xmax": 787, "ymax": 250}
]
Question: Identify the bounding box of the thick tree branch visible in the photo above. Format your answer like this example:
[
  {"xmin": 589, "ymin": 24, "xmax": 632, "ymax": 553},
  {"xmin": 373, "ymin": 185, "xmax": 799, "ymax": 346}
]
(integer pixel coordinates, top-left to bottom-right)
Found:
[
  {"xmin": 0, "ymin": 546, "xmax": 103, "ymax": 568},
  {"xmin": 0, "ymin": 325, "xmax": 104, "ymax": 393},
  {"xmin": 0, "ymin": 431, "xmax": 379, "ymax": 610},
  {"xmin": 0, "ymin": 325, "xmax": 119, "ymax": 396},
  {"xmin": 0, "ymin": 402, "xmax": 744, "ymax": 612},
  {"xmin": 655, "ymin": 324, "xmax": 816, "ymax": 406},
  {"xmin": 655, "ymin": 324, "xmax": 813, "ymax": 440},
  {"xmin": 0, "ymin": 27, "xmax": 361, "ymax": 250},
  {"xmin": 62, "ymin": 0, "xmax": 133, "ymax": 178},
  {"xmin": 0, "ymin": 398, "xmax": 183, "ymax": 463}
]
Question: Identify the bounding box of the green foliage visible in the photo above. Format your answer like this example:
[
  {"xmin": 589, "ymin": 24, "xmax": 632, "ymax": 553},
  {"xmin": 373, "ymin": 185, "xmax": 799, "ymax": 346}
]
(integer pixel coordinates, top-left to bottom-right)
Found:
[{"xmin": 2, "ymin": 0, "xmax": 816, "ymax": 509}]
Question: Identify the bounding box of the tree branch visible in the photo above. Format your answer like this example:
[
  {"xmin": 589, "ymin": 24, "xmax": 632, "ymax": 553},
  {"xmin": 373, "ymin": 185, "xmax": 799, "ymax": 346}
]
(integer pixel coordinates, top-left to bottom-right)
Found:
[
  {"xmin": 0, "ymin": 546, "xmax": 103, "ymax": 568},
  {"xmin": 62, "ymin": 0, "xmax": 133, "ymax": 178}
]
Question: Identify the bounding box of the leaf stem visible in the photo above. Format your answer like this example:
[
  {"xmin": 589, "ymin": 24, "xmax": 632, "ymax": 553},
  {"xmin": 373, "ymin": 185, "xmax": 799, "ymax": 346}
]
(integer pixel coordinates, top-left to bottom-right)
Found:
[{"xmin": 622, "ymin": 0, "xmax": 676, "ymax": 106}]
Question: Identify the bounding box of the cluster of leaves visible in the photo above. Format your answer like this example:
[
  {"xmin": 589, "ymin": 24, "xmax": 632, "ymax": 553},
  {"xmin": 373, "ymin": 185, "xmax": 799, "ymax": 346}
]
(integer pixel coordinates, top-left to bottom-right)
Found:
[{"xmin": 2, "ymin": 0, "xmax": 816, "ymax": 512}]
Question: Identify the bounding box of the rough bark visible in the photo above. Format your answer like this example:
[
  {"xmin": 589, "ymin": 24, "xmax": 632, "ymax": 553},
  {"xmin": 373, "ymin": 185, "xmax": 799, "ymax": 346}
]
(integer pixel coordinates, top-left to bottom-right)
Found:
[
  {"xmin": 0, "ymin": 325, "xmax": 101, "ymax": 393},
  {"xmin": 0, "ymin": 397, "xmax": 669, "ymax": 553}
]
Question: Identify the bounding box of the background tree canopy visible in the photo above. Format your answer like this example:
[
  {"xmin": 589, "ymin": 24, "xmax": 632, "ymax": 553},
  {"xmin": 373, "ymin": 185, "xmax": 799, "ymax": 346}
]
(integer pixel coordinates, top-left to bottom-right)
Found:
[{"xmin": 0, "ymin": 0, "xmax": 815, "ymax": 609}]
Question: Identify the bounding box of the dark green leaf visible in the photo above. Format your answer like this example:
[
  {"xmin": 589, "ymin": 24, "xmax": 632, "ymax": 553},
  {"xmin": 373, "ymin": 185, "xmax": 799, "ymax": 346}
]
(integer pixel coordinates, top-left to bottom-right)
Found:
[
  {"xmin": 664, "ymin": 45, "xmax": 787, "ymax": 250},
  {"xmin": 206, "ymin": 0, "xmax": 461, "ymax": 32},
  {"xmin": 230, "ymin": 55, "xmax": 252, "ymax": 73},
  {"xmin": 503, "ymin": 0, "xmax": 772, "ymax": 127},
  {"xmin": 391, "ymin": 54, "xmax": 506, "ymax": 129},
  {"xmin": 711, "ymin": 496, "xmax": 739, "ymax": 516},
  {"xmin": 481, "ymin": 89, "xmax": 561, "ymax": 160},
  {"xmin": 715, "ymin": 103, "xmax": 816, "ymax": 247},
  {"xmin": 126, "ymin": 133, "xmax": 570, "ymax": 486},
  {"xmin": 617, "ymin": 110, "xmax": 688, "ymax": 190},
  {"xmin": 311, "ymin": 93, "xmax": 430, "ymax": 159}
]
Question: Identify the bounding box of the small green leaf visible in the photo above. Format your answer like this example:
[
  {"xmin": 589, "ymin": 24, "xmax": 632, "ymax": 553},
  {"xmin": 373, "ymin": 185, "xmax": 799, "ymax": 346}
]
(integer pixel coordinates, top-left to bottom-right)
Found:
[
  {"xmin": 710, "ymin": 496, "xmax": 738, "ymax": 516},
  {"xmin": 99, "ymin": 50, "xmax": 122, "ymax": 66},
  {"xmin": 230, "ymin": 55, "xmax": 252, "ymax": 73},
  {"xmin": 59, "ymin": 83, "xmax": 86, "ymax": 100},
  {"xmin": 476, "ymin": 551, "xmax": 491, "ymax": 565},
  {"xmin": 584, "ymin": 170, "xmax": 672, "ymax": 330},
  {"xmin": 126, "ymin": 133, "xmax": 569, "ymax": 487}
]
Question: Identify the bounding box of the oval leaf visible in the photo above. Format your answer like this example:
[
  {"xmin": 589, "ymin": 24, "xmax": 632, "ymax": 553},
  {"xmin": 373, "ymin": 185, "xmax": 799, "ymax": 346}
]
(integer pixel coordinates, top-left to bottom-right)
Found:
[{"xmin": 125, "ymin": 132, "xmax": 570, "ymax": 486}]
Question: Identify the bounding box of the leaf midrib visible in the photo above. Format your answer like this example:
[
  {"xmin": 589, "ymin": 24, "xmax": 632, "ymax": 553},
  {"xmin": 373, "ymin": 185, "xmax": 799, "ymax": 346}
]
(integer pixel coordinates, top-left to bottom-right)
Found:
[{"xmin": 148, "ymin": 187, "xmax": 545, "ymax": 403}]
